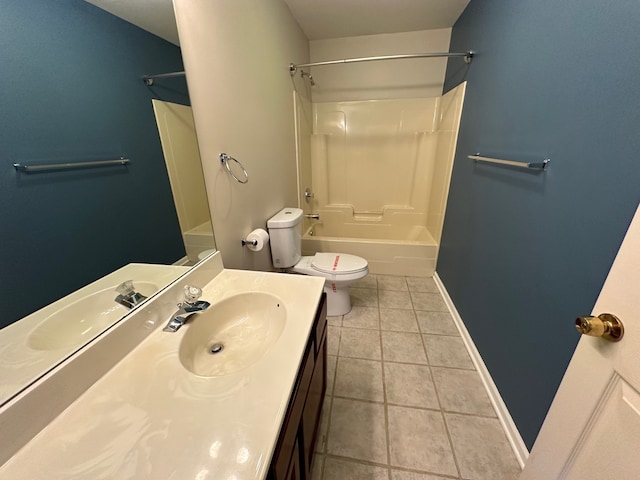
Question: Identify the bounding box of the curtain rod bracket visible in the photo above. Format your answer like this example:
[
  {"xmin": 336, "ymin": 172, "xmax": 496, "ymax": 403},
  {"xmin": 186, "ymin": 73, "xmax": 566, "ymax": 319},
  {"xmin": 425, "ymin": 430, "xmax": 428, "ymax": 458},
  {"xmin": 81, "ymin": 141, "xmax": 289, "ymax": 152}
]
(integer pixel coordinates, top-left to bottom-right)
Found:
[
  {"xmin": 289, "ymin": 63, "xmax": 297, "ymax": 76},
  {"xmin": 142, "ymin": 71, "xmax": 186, "ymax": 86}
]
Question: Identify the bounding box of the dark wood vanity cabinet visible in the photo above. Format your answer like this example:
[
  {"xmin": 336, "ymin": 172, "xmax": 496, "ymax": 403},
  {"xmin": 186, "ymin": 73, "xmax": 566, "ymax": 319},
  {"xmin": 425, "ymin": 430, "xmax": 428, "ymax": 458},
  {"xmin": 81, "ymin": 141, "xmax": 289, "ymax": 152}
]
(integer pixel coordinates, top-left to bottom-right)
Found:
[{"xmin": 268, "ymin": 293, "xmax": 327, "ymax": 480}]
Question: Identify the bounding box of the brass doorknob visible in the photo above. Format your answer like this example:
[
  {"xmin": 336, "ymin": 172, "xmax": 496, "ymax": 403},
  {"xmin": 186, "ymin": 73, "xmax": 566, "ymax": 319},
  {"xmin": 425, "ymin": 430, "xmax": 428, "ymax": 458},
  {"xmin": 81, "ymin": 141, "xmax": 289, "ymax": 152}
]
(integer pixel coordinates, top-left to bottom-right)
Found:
[{"xmin": 575, "ymin": 313, "xmax": 624, "ymax": 342}]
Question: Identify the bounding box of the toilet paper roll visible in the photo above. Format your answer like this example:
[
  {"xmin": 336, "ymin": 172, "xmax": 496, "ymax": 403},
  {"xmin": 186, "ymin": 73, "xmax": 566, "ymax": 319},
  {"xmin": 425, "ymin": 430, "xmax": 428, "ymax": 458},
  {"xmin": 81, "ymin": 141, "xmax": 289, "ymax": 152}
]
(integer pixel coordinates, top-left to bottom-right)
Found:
[{"xmin": 245, "ymin": 228, "xmax": 269, "ymax": 252}]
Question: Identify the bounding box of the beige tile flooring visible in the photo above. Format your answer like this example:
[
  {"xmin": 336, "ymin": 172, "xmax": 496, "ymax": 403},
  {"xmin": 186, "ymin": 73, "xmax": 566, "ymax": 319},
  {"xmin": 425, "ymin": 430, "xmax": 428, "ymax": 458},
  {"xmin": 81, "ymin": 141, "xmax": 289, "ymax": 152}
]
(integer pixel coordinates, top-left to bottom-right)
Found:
[{"xmin": 311, "ymin": 274, "xmax": 521, "ymax": 480}]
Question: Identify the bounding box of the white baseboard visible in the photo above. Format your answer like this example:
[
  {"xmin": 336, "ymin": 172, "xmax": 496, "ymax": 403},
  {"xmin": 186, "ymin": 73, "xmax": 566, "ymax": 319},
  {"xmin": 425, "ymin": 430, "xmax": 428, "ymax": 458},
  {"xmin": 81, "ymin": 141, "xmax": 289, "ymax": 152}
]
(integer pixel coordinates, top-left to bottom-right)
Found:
[{"xmin": 433, "ymin": 273, "xmax": 529, "ymax": 468}]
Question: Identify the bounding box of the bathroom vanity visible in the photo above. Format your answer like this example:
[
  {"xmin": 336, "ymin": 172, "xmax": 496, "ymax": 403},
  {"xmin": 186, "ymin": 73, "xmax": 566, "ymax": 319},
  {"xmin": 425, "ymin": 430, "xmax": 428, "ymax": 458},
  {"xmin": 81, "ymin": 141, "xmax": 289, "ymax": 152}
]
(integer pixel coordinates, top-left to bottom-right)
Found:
[
  {"xmin": 269, "ymin": 292, "xmax": 327, "ymax": 480},
  {"xmin": 0, "ymin": 252, "xmax": 326, "ymax": 479}
]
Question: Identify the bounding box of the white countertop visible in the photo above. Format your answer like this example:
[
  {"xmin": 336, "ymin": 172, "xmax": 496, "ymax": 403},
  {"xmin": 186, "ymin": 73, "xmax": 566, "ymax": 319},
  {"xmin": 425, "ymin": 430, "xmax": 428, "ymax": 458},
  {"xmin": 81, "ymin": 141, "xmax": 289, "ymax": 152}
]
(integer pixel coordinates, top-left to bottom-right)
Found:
[{"xmin": 0, "ymin": 267, "xmax": 324, "ymax": 480}]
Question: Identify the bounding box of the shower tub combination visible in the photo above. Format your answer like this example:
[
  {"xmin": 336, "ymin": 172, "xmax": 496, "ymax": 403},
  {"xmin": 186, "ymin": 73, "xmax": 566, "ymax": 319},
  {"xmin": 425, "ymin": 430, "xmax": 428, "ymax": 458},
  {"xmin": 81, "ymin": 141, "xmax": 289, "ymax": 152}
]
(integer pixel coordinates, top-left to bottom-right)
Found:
[{"xmin": 294, "ymin": 83, "xmax": 466, "ymax": 277}]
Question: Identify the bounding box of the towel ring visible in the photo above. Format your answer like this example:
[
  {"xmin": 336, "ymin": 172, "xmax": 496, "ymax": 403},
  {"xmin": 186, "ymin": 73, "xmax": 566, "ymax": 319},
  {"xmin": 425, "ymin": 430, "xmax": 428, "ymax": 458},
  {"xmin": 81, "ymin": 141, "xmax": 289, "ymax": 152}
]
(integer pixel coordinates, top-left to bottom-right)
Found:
[{"xmin": 219, "ymin": 153, "xmax": 249, "ymax": 184}]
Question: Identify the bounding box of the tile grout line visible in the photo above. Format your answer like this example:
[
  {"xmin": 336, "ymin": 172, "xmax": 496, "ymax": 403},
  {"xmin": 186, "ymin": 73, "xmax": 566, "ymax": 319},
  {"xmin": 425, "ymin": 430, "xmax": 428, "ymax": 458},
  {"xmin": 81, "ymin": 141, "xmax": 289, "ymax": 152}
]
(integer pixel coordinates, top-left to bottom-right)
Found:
[
  {"xmin": 411, "ymin": 278, "xmax": 462, "ymax": 478},
  {"xmin": 413, "ymin": 277, "xmax": 463, "ymax": 480},
  {"xmin": 376, "ymin": 284, "xmax": 393, "ymax": 480},
  {"xmin": 319, "ymin": 314, "xmax": 343, "ymax": 480},
  {"xmin": 328, "ymin": 393, "xmax": 498, "ymax": 419},
  {"xmin": 381, "ymin": 277, "xmax": 409, "ymax": 480},
  {"xmin": 337, "ymin": 354, "xmax": 474, "ymax": 371},
  {"xmin": 321, "ymin": 453, "xmax": 461, "ymax": 479}
]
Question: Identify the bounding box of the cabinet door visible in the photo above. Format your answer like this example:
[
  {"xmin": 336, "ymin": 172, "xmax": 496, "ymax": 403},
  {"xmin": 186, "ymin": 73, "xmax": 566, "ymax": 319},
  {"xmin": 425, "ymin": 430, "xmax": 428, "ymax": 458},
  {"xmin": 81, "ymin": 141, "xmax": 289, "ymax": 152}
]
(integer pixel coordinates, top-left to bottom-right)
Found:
[
  {"xmin": 285, "ymin": 439, "xmax": 302, "ymax": 480},
  {"xmin": 301, "ymin": 330, "xmax": 327, "ymax": 476},
  {"xmin": 314, "ymin": 294, "xmax": 328, "ymax": 356},
  {"xmin": 269, "ymin": 293, "xmax": 327, "ymax": 480},
  {"xmin": 271, "ymin": 342, "xmax": 315, "ymax": 480}
]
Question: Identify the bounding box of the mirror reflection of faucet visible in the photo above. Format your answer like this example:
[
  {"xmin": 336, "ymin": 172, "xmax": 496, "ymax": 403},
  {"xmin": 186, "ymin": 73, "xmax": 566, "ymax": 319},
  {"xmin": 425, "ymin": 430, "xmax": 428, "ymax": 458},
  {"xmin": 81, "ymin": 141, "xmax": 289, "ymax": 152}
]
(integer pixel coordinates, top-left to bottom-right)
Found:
[
  {"xmin": 163, "ymin": 285, "xmax": 210, "ymax": 332},
  {"xmin": 114, "ymin": 280, "xmax": 148, "ymax": 309}
]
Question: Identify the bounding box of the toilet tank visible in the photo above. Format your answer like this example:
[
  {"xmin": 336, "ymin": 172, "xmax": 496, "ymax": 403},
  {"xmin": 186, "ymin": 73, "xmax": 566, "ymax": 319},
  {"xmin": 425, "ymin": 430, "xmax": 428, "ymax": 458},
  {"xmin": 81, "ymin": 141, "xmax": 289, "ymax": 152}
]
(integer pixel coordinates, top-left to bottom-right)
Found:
[{"xmin": 267, "ymin": 207, "xmax": 303, "ymax": 268}]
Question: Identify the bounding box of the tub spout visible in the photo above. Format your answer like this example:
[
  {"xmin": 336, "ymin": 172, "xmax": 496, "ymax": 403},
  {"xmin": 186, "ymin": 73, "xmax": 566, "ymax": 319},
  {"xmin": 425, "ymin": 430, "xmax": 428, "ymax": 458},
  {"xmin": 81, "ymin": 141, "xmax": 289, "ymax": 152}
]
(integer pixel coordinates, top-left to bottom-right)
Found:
[{"xmin": 305, "ymin": 214, "xmax": 320, "ymax": 220}]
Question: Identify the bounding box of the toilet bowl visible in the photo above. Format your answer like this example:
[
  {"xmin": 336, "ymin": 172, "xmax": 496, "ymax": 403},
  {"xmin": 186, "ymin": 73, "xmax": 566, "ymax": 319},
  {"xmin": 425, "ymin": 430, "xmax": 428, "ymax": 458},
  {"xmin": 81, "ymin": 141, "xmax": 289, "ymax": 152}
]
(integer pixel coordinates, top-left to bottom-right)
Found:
[
  {"xmin": 267, "ymin": 207, "xmax": 369, "ymax": 316},
  {"xmin": 292, "ymin": 253, "xmax": 368, "ymax": 316}
]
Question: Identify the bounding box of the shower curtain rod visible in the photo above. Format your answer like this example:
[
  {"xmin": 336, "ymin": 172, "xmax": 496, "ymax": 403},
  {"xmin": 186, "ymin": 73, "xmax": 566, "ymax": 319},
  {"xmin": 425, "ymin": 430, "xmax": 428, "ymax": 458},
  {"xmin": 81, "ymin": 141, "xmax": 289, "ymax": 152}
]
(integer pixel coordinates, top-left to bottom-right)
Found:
[
  {"xmin": 143, "ymin": 71, "xmax": 185, "ymax": 86},
  {"xmin": 289, "ymin": 51, "xmax": 473, "ymax": 74}
]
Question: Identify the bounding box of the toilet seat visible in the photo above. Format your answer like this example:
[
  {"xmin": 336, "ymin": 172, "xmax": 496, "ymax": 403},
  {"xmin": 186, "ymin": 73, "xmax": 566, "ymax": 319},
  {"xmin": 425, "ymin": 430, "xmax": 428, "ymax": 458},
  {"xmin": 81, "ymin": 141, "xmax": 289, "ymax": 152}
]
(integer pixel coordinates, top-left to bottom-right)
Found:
[
  {"xmin": 292, "ymin": 254, "xmax": 368, "ymax": 285},
  {"xmin": 310, "ymin": 253, "xmax": 368, "ymax": 275}
]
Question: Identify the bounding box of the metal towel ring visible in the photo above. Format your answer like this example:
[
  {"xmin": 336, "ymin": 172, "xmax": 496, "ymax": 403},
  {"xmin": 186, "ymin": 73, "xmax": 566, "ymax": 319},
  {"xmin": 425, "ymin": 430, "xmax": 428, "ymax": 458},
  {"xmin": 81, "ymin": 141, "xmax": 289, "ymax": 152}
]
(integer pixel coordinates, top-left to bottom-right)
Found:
[{"xmin": 219, "ymin": 153, "xmax": 249, "ymax": 184}]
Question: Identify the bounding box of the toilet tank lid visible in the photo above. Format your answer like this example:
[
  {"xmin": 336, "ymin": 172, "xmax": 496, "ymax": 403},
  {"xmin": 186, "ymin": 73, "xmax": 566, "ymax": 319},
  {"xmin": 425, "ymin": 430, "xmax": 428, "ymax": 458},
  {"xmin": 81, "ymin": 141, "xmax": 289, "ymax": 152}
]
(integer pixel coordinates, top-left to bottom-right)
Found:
[{"xmin": 267, "ymin": 207, "xmax": 303, "ymax": 228}]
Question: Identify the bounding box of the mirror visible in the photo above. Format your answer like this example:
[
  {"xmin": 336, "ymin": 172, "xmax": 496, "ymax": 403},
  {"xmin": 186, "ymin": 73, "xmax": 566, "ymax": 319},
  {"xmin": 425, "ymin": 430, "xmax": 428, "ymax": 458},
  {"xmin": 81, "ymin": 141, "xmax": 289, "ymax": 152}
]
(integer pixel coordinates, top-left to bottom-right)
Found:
[{"xmin": 0, "ymin": 1, "xmax": 213, "ymax": 405}]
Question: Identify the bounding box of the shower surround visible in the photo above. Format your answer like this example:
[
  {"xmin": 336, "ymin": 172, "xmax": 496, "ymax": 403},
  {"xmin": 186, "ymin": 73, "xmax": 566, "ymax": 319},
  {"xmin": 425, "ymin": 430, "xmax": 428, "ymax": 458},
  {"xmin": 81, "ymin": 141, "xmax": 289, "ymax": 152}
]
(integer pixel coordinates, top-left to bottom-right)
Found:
[{"xmin": 295, "ymin": 83, "xmax": 466, "ymax": 276}]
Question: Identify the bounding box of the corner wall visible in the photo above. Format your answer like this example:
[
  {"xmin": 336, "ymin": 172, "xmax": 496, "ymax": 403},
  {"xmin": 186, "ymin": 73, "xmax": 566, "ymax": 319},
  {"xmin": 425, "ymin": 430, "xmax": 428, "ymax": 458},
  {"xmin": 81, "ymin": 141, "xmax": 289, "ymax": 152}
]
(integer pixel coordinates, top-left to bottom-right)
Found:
[
  {"xmin": 174, "ymin": 0, "xmax": 309, "ymax": 271},
  {"xmin": 439, "ymin": 0, "xmax": 640, "ymax": 448}
]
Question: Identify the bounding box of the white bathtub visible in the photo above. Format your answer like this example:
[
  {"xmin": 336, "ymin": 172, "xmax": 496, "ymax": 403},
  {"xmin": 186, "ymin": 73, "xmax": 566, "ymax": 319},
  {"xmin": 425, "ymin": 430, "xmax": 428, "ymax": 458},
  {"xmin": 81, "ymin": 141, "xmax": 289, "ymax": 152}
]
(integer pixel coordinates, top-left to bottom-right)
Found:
[
  {"xmin": 301, "ymin": 221, "xmax": 437, "ymax": 277},
  {"xmin": 183, "ymin": 221, "xmax": 216, "ymax": 264}
]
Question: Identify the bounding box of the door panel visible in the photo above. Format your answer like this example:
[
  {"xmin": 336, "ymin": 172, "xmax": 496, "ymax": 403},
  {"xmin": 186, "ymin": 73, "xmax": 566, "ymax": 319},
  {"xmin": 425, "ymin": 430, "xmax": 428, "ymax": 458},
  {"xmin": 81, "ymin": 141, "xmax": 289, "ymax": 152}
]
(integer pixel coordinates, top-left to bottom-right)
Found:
[
  {"xmin": 521, "ymin": 203, "xmax": 640, "ymax": 479},
  {"xmin": 563, "ymin": 375, "xmax": 640, "ymax": 479}
]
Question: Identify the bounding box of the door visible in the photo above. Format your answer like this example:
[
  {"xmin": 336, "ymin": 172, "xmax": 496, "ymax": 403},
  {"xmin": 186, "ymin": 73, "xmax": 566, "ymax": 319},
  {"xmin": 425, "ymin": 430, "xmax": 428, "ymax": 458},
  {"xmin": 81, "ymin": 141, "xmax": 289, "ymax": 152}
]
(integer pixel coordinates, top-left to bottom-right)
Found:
[{"xmin": 520, "ymin": 202, "xmax": 640, "ymax": 479}]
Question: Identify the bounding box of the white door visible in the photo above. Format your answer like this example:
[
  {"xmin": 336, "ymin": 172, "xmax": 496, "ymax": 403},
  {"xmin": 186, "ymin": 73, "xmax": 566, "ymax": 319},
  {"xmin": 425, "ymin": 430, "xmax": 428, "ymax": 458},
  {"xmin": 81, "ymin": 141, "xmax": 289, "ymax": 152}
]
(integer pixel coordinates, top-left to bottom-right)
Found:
[{"xmin": 520, "ymin": 202, "xmax": 640, "ymax": 480}]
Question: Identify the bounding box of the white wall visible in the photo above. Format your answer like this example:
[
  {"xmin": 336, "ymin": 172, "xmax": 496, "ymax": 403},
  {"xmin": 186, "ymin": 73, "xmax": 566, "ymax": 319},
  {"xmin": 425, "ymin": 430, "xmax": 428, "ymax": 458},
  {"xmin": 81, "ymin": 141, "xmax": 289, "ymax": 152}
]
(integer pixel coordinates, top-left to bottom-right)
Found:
[
  {"xmin": 173, "ymin": 0, "xmax": 309, "ymax": 270},
  {"xmin": 309, "ymin": 29, "xmax": 452, "ymax": 102}
]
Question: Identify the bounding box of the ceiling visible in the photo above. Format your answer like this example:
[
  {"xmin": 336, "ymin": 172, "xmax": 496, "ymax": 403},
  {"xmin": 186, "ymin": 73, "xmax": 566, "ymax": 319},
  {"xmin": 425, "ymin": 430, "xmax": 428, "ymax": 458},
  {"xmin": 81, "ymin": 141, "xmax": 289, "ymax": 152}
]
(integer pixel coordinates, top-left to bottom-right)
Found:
[
  {"xmin": 85, "ymin": 0, "xmax": 181, "ymax": 45},
  {"xmin": 86, "ymin": 0, "xmax": 470, "ymax": 46},
  {"xmin": 284, "ymin": 0, "xmax": 470, "ymax": 40}
]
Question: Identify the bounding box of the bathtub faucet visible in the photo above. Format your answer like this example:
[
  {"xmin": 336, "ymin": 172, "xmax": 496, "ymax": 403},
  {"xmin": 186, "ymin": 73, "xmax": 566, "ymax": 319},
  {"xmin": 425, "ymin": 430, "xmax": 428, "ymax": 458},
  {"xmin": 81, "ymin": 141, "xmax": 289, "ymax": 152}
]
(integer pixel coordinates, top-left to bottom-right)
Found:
[
  {"xmin": 305, "ymin": 214, "xmax": 320, "ymax": 220},
  {"xmin": 163, "ymin": 285, "xmax": 210, "ymax": 332}
]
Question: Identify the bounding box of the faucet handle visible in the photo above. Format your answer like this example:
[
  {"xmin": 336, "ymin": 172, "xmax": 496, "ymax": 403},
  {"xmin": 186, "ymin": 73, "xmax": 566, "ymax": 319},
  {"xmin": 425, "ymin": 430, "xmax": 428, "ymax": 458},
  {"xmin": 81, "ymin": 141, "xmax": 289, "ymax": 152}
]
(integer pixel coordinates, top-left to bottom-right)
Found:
[
  {"xmin": 183, "ymin": 285, "xmax": 202, "ymax": 305},
  {"xmin": 116, "ymin": 280, "xmax": 135, "ymax": 295}
]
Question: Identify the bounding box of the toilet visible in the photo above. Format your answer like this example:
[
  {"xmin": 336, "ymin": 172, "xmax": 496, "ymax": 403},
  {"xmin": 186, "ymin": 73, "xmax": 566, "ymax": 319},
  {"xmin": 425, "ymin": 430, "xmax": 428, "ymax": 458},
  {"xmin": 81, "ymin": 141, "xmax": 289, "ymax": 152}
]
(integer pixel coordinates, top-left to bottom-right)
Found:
[{"xmin": 267, "ymin": 207, "xmax": 368, "ymax": 316}]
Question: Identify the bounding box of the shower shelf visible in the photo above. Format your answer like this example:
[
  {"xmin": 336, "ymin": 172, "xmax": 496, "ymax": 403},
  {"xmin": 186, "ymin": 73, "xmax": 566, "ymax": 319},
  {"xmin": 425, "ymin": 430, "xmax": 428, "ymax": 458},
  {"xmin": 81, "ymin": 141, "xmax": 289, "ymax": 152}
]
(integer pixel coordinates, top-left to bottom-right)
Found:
[{"xmin": 468, "ymin": 154, "xmax": 550, "ymax": 171}]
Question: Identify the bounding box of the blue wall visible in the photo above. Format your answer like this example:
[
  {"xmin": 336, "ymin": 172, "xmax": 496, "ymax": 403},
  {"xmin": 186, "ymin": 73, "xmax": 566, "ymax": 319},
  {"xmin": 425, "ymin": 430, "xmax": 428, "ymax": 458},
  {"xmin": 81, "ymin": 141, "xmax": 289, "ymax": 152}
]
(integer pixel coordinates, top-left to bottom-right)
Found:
[
  {"xmin": 440, "ymin": 0, "xmax": 640, "ymax": 448},
  {"xmin": 1, "ymin": 0, "xmax": 189, "ymax": 328}
]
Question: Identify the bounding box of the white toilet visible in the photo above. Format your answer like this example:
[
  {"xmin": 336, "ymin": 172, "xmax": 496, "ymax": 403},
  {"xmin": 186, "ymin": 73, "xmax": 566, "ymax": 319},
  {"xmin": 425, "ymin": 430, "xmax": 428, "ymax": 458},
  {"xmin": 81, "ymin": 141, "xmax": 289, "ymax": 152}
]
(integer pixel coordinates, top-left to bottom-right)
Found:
[{"xmin": 267, "ymin": 207, "xmax": 368, "ymax": 316}]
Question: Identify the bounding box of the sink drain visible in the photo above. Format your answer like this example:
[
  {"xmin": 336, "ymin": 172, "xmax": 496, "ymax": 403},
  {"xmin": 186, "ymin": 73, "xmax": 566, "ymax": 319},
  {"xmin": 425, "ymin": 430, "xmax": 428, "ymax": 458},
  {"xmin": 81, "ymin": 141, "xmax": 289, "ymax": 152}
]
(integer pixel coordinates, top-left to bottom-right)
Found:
[{"xmin": 209, "ymin": 343, "xmax": 224, "ymax": 354}]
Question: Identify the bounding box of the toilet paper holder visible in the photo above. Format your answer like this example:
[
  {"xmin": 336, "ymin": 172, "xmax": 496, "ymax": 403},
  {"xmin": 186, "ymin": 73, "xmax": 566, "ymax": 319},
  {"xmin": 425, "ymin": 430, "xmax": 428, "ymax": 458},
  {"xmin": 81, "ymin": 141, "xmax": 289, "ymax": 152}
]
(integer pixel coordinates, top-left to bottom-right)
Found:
[
  {"xmin": 241, "ymin": 238, "xmax": 258, "ymax": 247},
  {"xmin": 240, "ymin": 228, "xmax": 270, "ymax": 251}
]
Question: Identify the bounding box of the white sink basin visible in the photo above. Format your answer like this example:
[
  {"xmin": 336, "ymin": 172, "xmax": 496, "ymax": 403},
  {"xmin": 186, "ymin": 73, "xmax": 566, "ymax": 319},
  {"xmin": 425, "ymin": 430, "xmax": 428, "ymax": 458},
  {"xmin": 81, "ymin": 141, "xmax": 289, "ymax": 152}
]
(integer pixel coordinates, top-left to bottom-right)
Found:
[
  {"xmin": 27, "ymin": 282, "xmax": 158, "ymax": 351},
  {"xmin": 179, "ymin": 292, "xmax": 286, "ymax": 377}
]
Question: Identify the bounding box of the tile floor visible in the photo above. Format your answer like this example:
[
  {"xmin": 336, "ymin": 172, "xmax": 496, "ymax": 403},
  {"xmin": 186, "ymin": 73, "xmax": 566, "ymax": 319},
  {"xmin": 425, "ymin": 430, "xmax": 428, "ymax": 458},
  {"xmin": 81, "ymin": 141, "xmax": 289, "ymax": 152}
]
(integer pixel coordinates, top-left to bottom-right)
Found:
[{"xmin": 311, "ymin": 274, "xmax": 521, "ymax": 480}]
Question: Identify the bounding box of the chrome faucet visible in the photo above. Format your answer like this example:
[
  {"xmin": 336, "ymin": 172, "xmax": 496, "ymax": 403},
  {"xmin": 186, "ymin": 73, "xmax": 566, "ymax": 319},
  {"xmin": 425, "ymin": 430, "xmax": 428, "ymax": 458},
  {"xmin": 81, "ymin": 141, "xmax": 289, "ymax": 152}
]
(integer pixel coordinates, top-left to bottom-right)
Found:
[
  {"xmin": 163, "ymin": 285, "xmax": 210, "ymax": 332},
  {"xmin": 114, "ymin": 280, "xmax": 148, "ymax": 309}
]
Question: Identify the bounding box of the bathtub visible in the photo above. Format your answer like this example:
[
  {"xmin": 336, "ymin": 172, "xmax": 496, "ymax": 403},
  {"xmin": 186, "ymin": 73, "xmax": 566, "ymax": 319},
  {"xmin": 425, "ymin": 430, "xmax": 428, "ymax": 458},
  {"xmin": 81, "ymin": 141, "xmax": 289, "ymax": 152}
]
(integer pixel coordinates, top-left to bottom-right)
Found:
[
  {"xmin": 301, "ymin": 221, "xmax": 438, "ymax": 277},
  {"xmin": 183, "ymin": 221, "xmax": 216, "ymax": 264}
]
